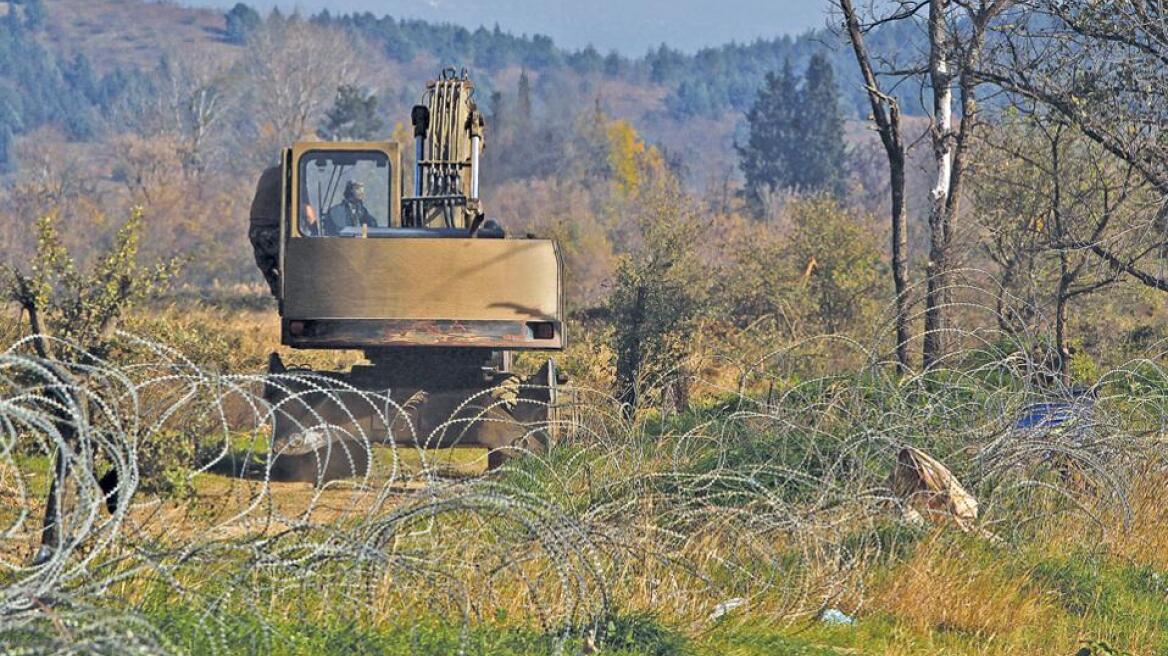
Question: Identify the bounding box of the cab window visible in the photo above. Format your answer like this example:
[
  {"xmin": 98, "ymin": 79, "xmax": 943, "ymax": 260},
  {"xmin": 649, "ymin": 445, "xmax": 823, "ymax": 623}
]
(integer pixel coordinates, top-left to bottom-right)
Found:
[{"xmin": 298, "ymin": 151, "xmax": 391, "ymax": 236}]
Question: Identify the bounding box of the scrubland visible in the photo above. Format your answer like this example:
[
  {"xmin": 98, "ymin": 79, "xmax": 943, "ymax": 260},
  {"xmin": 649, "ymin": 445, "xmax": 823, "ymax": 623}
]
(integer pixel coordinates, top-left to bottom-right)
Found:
[{"xmin": 4, "ymin": 294, "xmax": 1167, "ymax": 656}]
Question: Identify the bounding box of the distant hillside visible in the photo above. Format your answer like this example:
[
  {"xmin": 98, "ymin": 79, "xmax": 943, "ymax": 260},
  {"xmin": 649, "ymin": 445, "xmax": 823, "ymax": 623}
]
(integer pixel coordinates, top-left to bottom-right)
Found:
[
  {"xmin": 39, "ymin": 0, "xmax": 237, "ymax": 72},
  {"xmin": 0, "ymin": 0, "xmax": 231, "ymax": 166},
  {"xmin": 0, "ymin": 0, "xmax": 924, "ymax": 179}
]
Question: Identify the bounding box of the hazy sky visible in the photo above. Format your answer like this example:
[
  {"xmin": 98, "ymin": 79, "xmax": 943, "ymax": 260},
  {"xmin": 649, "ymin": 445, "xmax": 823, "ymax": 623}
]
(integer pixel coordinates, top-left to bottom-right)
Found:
[{"xmin": 182, "ymin": 0, "xmax": 832, "ymax": 54}]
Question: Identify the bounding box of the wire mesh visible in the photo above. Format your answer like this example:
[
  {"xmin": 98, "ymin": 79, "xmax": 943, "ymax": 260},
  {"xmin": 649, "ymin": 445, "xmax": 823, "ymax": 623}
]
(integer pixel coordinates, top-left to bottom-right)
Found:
[{"xmin": 0, "ymin": 280, "xmax": 1160, "ymax": 654}]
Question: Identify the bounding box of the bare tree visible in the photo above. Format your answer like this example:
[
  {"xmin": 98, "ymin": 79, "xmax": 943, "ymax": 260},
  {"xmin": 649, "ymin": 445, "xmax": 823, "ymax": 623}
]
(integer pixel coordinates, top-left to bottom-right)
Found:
[
  {"xmin": 112, "ymin": 133, "xmax": 184, "ymax": 205},
  {"xmin": 836, "ymin": 0, "xmax": 1010, "ymax": 369},
  {"xmin": 979, "ymin": 1, "xmax": 1168, "ymax": 293},
  {"xmin": 837, "ymin": 0, "xmax": 911, "ymax": 370},
  {"xmin": 169, "ymin": 56, "xmax": 232, "ymax": 174},
  {"xmin": 975, "ymin": 111, "xmax": 1146, "ymax": 379},
  {"xmin": 243, "ymin": 19, "xmax": 358, "ymax": 158},
  {"xmin": 922, "ymin": 0, "xmax": 955, "ymax": 368},
  {"xmin": 920, "ymin": 0, "xmax": 1013, "ymax": 369}
]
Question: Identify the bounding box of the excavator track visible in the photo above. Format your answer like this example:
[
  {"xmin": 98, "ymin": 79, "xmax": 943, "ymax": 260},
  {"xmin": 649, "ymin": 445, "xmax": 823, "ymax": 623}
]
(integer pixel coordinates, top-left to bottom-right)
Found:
[{"xmin": 262, "ymin": 353, "xmax": 559, "ymax": 482}]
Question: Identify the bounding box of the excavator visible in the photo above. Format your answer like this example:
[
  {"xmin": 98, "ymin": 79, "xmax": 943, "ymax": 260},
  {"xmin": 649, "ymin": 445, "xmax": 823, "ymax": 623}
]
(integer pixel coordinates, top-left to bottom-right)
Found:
[{"xmin": 252, "ymin": 69, "xmax": 564, "ymax": 481}]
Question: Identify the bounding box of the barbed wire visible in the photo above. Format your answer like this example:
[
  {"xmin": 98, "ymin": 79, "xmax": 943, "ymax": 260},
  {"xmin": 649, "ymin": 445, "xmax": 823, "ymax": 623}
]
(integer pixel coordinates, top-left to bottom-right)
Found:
[{"xmin": 1, "ymin": 282, "xmax": 1163, "ymax": 654}]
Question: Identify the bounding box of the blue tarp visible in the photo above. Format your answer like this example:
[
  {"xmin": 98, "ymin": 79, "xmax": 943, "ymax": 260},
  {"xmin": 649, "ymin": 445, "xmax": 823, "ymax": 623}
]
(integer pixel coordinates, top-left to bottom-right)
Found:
[{"xmin": 1013, "ymin": 401, "xmax": 1088, "ymax": 430}]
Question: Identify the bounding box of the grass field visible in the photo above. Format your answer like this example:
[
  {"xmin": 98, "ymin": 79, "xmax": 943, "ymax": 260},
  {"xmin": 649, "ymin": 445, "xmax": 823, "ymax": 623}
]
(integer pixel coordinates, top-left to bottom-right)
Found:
[{"xmin": 2, "ymin": 303, "xmax": 1165, "ymax": 655}]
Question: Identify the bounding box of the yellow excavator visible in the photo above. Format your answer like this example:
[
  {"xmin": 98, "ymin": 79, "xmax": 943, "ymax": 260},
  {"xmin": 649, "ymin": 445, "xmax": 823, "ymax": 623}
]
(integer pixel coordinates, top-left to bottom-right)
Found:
[{"xmin": 250, "ymin": 69, "xmax": 564, "ymax": 481}]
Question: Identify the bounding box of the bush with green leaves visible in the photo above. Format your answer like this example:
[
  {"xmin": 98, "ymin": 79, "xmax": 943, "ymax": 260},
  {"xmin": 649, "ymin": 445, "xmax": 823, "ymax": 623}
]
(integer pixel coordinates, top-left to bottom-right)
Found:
[
  {"xmin": 4, "ymin": 210, "xmax": 183, "ymax": 493},
  {"xmin": 606, "ymin": 181, "xmax": 711, "ymax": 412},
  {"xmin": 5, "ymin": 210, "xmax": 181, "ymax": 361}
]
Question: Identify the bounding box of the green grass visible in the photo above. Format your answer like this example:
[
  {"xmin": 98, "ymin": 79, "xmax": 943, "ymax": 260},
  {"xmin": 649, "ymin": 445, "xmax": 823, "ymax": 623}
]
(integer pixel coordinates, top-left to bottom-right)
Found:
[
  {"xmin": 11, "ymin": 373, "xmax": 1168, "ymax": 655},
  {"xmin": 142, "ymin": 603, "xmax": 695, "ymax": 656},
  {"xmin": 1027, "ymin": 550, "xmax": 1168, "ymax": 649},
  {"xmin": 700, "ymin": 623, "xmax": 851, "ymax": 655},
  {"xmin": 140, "ymin": 603, "xmax": 865, "ymax": 656}
]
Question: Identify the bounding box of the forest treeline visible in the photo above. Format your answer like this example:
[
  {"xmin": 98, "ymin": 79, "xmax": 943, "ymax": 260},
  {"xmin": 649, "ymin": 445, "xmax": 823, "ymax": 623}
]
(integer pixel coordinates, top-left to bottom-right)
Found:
[
  {"xmin": 0, "ymin": 0, "xmax": 924, "ymax": 172},
  {"xmin": 269, "ymin": 3, "xmax": 919, "ymax": 119}
]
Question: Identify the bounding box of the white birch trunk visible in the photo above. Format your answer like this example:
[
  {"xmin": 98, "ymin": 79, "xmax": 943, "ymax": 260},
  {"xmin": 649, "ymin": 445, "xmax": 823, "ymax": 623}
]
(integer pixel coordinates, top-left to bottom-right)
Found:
[
  {"xmin": 924, "ymin": 0, "xmax": 954, "ymax": 368},
  {"xmin": 929, "ymin": 0, "xmax": 953, "ymax": 221}
]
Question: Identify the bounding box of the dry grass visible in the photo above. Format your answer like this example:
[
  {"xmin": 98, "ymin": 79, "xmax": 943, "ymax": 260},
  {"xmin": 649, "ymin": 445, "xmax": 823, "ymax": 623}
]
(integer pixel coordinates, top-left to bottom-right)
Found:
[
  {"xmin": 6, "ymin": 296, "xmax": 1168, "ymax": 654},
  {"xmin": 1102, "ymin": 470, "xmax": 1168, "ymax": 570},
  {"xmin": 870, "ymin": 536, "xmax": 1062, "ymax": 646}
]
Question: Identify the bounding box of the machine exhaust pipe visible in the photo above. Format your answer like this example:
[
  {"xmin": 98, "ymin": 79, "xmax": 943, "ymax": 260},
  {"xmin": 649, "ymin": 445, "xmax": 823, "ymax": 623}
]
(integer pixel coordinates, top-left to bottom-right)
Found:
[{"xmin": 411, "ymin": 105, "xmax": 430, "ymax": 198}]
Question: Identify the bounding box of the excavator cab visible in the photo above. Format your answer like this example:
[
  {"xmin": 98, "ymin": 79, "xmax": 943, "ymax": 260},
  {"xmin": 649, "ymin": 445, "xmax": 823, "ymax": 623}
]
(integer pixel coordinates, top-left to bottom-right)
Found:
[
  {"xmin": 296, "ymin": 146, "xmax": 395, "ymax": 235},
  {"xmin": 259, "ymin": 70, "xmax": 564, "ymax": 480}
]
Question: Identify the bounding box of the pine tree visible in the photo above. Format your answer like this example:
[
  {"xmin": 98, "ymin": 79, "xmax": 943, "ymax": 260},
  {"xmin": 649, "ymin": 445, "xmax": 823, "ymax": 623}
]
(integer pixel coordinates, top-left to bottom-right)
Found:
[
  {"xmin": 224, "ymin": 3, "xmax": 261, "ymax": 44},
  {"xmin": 603, "ymin": 51, "xmax": 624, "ymax": 77},
  {"xmin": 381, "ymin": 19, "xmax": 415, "ymax": 62},
  {"xmin": 571, "ymin": 45, "xmax": 603, "ymax": 74},
  {"xmin": 320, "ymin": 85, "xmax": 385, "ymax": 141},
  {"xmin": 517, "ymin": 71, "xmax": 532, "ymax": 124},
  {"xmin": 737, "ymin": 55, "xmax": 848, "ymax": 211},
  {"xmin": 521, "ymin": 34, "xmax": 559, "ymax": 69},
  {"xmin": 669, "ymin": 80, "xmax": 717, "ymax": 117},
  {"xmin": 489, "ymin": 90, "xmax": 504, "ymax": 126},
  {"xmin": 4, "ymin": 5, "xmax": 24, "ymax": 35},
  {"xmin": 0, "ymin": 98, "xmax": 22, "ymax": 171},
  {"xmin": 794, "ymin": 53, "xmax": 846, "ymax": 197},
  {"xmin": 736, "ymin": 60, "xmax": 800, "ymax": 211},
  {"xmin": 63, "ymin": 53, "xmax": 98, "ymax": 103},
  {"xmin": 649, "ymin": 44, "xmax": 685, "ymax": 83},
  {"xmin": 0, "ymin": 126, "xmax": 13, "ymax": 172},
  {"xmin": 23, "ymin": 0, "xmax": 47, "ymax": 31}
]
